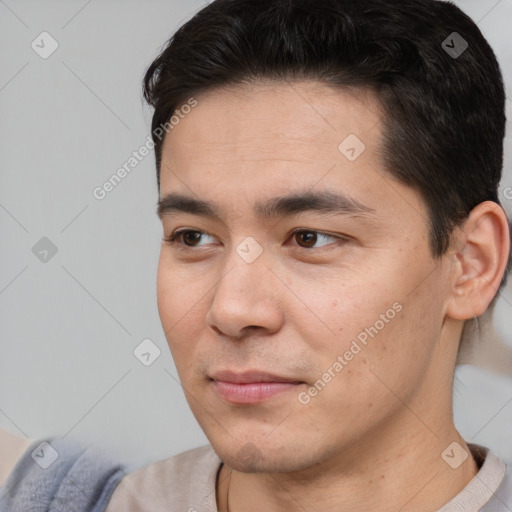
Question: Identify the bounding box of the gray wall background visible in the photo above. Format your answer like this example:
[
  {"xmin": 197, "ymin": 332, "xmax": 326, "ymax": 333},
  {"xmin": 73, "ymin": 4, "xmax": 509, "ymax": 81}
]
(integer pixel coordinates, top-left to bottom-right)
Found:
[{"xmin": 1, "ymin": 0, "xmax": 511, "ymax": 471}]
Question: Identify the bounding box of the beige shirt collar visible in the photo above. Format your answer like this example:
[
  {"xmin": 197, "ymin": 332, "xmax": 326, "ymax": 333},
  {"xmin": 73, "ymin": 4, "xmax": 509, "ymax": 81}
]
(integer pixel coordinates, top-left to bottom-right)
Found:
[{"xmin": 106, "ymin": 443, "xmax": 508, "ymax": 511}]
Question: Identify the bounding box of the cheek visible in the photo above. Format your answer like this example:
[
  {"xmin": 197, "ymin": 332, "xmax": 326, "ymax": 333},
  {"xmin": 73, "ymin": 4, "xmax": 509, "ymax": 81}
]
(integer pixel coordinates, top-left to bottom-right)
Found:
[
  {"xmin": 311, "ymin": 283, "xmax": 444, "ymax": 418},
  {"xmin": 157, "ymin": 252, "xmax": 202, "ymax": 318},
  {"xmin": 156, "ymin": 257, "xmax": 177, "ymax": 331},
  {"xmin": 156, "ymin": 255, "xmax": 207, "ymax": 352},
  {"xmin": 289, "ymin": 272, "xmax": 399, "ymax": 354},
  {"xmin": 288, "ymin": 269, "xmax": 430, "ymax": 389}
]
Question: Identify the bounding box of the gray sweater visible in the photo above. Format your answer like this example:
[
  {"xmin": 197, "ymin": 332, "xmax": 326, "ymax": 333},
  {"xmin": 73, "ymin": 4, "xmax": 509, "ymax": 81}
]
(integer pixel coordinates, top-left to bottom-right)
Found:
[{"xmin": 0, "ymin": 438, "xmax": 126, "ymax": 512}]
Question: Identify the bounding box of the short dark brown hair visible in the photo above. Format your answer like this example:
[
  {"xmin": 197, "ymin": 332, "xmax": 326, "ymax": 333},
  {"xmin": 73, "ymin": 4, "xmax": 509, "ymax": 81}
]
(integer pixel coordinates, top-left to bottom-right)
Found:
[{"xmin": 143, "ymin": 0, "xmax": 510, "ymax": 291}]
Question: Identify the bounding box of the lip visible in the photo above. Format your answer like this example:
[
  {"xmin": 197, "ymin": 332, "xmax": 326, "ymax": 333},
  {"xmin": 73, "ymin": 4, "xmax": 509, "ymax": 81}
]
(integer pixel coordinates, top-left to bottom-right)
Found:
[
  {"xmin": 210, "ymin": 370, "xmax": 302, "ymax": 384},
  {"xmin": 210, "ymin": 370, "xmax": 304, "ymax": 405}
]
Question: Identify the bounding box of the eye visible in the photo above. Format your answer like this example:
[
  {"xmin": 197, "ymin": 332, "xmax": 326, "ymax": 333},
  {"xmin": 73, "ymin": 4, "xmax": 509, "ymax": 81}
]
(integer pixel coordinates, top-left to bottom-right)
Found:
[
  {"xmin": 290, "ymin": 229, "xmax": 343, "ymax": 249},
  {"xmin": 163, "ymin": 229, "xmax": 215, "ymax": 247}
]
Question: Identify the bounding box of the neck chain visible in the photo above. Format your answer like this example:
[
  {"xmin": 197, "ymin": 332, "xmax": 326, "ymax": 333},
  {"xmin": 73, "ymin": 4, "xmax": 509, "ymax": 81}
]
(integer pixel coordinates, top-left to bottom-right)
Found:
[{"xmin": 226, "ymin": 468, "xmax": 233, "ymax": 512}]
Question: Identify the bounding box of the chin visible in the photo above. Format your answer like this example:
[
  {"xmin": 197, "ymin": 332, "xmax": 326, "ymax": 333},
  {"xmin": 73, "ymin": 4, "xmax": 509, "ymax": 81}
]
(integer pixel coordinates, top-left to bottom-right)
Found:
[{"xmin": 209, "ymin": 436, "xmax": 324, "ymax": 474}]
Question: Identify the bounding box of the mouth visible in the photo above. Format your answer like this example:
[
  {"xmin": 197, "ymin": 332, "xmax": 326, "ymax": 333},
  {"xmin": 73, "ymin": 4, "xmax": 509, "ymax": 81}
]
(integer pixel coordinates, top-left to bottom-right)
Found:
[{"xmin": 209, "ymin": 370, "xmax": 304, "ymax": 405}]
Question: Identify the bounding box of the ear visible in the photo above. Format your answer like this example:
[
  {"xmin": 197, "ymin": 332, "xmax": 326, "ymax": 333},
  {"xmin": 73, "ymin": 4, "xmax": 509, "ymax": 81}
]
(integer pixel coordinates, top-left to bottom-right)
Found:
[{"xmin": 446, "ymin": 201, "xmax": 510, "ymax": 320}]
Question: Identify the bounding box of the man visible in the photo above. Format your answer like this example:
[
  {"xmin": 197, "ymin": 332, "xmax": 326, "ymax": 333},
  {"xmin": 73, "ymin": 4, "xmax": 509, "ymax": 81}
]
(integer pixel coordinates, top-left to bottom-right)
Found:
[
  {"xmin": 105, "ymin": 0, "xmax": 512, "ymax": 510},
  {"xmin": 1, "ymin": 0, "xmax": 510, "ymax": 510}
]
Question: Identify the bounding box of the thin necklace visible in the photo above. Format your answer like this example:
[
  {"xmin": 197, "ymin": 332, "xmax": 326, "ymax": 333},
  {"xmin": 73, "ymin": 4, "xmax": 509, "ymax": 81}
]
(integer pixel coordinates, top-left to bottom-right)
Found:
[{"xmin": 226, "ymin": 468, "xmax": 233, "ymax": 512}]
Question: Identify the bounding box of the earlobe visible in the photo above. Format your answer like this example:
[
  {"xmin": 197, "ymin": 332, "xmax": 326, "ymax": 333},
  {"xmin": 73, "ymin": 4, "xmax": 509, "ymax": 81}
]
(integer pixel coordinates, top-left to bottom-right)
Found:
[{"xmin": 446, "ymin": 201, "xmax": 510, "ymax": 320}]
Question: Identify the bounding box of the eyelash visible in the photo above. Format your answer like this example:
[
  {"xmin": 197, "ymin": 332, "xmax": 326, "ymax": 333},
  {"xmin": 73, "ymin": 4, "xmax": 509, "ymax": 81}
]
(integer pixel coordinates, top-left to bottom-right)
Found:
[{"xmin": 163, "ymin": 228, "xmax": 348, "ymax": 251}]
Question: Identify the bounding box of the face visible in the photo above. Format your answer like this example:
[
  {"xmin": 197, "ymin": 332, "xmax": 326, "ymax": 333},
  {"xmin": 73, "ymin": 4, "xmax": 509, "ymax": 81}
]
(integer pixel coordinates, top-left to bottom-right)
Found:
[{"xmin": 156, "ymin": 80, "xmax": 456, "ymax": 473}]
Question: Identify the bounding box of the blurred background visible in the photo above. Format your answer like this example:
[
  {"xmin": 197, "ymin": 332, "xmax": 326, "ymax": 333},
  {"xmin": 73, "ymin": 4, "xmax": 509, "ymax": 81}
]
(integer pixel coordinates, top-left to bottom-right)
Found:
[{"xmin": 1, "ymin": 0, "xmax": 511, "ymax": 471}]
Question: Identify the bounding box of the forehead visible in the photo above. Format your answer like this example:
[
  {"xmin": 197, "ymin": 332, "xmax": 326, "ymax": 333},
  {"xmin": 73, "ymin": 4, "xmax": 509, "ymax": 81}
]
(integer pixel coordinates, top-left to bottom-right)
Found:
[
  {"xmin": 161, "ymin": 79, "xmax": 383, "ymax": 166},
  {"xmin": 157, "ymin": 80, "xmax": 428, "ymax": 231}
]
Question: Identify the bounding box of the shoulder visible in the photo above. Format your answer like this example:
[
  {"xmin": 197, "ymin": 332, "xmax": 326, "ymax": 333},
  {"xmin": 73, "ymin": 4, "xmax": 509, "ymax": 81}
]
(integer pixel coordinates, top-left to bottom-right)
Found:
[
  {"xmin": 483, "ymin": 456, "xmax": 512, "ymax": 511},
  {"xmin": 443, "ymin": 444, "xmax": 512, "ymax": 511},
  {"xmin": 106, "ymin": 444, "xmax": 222, "ymax": 512},
  {"xmin": 0, "ymin": 436, "xmax": 126, "ymax": 512}
]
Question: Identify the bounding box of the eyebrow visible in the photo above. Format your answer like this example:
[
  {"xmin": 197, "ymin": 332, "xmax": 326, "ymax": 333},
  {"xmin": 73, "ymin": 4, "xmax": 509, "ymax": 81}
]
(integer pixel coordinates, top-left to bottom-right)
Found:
[{"xmin": 157, "ymin": 189, "xmax": 375, "ymax": 221}]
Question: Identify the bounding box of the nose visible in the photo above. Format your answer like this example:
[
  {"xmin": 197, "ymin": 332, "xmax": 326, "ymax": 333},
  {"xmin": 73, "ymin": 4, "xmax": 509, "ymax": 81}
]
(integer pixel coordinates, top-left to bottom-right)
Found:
[{"xmin": 205, "ymin": 250, "xmax": 284, "ymax": 340}]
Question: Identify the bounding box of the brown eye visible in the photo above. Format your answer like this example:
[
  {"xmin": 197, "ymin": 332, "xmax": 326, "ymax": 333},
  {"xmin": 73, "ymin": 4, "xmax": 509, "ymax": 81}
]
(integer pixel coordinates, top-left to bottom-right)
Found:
[
  {"xmin": 181, "ymin": 231, "xmax": 202, "ymax": 246},
  {"xmin": 291, "ymin": 230, "xmax": 341, "ymax": 249},
  {"xmin": 294, "ymin": 231, "xmax": 319, "ymax": 248},
  {"xmin": 164, "ymin": 229, "xmax": 215, "ymax": 247}
]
